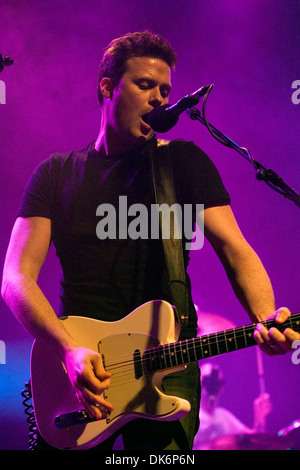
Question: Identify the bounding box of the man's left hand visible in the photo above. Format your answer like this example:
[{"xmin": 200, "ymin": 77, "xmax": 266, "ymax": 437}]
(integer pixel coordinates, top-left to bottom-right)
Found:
[{"xmin": 254, "ymin": 307, "xmax": 300, "ymax": 355}]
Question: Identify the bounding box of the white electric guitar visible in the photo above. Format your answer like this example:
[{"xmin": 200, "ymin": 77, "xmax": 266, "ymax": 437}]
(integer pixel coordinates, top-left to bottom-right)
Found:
[{"xmin": 30, "ymin": 300, "xmax": 300, "ymax": 450}]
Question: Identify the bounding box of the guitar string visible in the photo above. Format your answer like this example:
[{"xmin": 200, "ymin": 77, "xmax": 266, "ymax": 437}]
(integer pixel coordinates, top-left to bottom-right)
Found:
[
  {"xmin": 102, "ymin": 315, "xmax": 300, "ymax": 389},
  {"xmin": 104, "ymin": 313, "xmax": 300, "ymax": 370},
  {"xmin": 104, "ymin": 314, "xmax": 300, "ymax": 371},
  {"xmin": 104, "ymin": 326, "xmax": 245, "ymax": 370}
]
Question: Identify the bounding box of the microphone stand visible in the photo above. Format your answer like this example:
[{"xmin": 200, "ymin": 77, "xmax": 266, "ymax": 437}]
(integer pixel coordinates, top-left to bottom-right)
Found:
[{"xmin": 187, "ymin": 87, "xmax": 300, "ymax": 209}]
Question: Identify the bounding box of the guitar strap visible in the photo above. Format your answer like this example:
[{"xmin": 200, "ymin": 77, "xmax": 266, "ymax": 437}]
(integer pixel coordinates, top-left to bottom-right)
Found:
[{"xmin": 150, "ymin": 139, "xmax": 189, "ymax": 327}]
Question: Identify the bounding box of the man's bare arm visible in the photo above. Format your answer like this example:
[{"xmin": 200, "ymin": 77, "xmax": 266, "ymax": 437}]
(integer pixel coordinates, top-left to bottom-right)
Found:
[
  {"xmin": 202, "ymin": 205, "xmax": 275, "ymax": 322},
  {"xmin": 201, "ymin": 205, "xmax": 300, "ymax": 354},
  {"xmin": 1, "ymin": 216, "xmax": 112, "ymax": 417}
]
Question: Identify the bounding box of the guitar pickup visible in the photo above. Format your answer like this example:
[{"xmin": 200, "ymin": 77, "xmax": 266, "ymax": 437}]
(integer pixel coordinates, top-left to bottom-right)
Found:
[{"xmin": 133, "ymin": 349, "xmax": 143, "ymax": 379}]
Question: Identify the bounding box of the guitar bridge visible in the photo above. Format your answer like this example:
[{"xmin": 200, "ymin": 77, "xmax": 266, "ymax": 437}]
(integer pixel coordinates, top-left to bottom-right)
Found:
[{"xmin": 55, "ymin": 408, "xmax": 109, "ymax": 429}]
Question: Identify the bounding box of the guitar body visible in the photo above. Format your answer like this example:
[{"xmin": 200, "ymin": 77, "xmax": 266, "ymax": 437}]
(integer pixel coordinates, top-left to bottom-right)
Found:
[
  {"xmin": 31, "ymin": 298, "xmax": 300, "ymax": 450},
  {"xmin": 30, "ymin": 300, "xmax": 190, "ymax": 450}
]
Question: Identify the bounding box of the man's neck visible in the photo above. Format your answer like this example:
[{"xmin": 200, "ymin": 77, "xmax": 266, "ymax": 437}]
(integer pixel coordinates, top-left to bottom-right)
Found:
[
  {"xmin": 95, "ymin": 127, "xmax": 152, "ymax": 157},
  {"xmin": 95, "ymin": 127, "xmax": 137, "ymax": 156},
  {"xmin": 95, "ymin": 129, "xmax": 124, "ymax": 157}
]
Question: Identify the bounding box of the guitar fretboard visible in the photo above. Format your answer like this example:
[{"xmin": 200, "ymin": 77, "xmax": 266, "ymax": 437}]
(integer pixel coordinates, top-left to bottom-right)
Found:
[{"xmin": 143, "ymin": 313, "xmax": 300, "ymax": 374}]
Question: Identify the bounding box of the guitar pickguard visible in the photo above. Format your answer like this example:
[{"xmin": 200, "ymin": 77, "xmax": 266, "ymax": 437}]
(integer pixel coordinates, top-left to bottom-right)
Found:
[
  {"xmin": 30, "ymin": 300, "xmax": 190, "ymax": 450},
  {"xmin": 99, "ymin": 332, "xmax": 179, "ymax": 421}
]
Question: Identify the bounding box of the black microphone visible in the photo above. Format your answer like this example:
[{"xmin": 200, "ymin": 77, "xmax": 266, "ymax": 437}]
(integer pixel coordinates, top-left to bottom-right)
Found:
[{"xmin": 143, "ymin": 85, "xmax": 211, "ymax": 132}]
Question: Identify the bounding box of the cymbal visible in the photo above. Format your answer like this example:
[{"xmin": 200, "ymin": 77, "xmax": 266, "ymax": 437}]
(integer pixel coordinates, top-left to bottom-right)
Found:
[
  {"xmin": 196, "ymin": 309, "xmax": 236, "ymax": 336},
  {"xmin": 279, "ymin": 419, "xmax": 300, "ymax": 450},
  {"xmin": 197, "ymin": 432, "xmax": 293, "ymax": 450}
]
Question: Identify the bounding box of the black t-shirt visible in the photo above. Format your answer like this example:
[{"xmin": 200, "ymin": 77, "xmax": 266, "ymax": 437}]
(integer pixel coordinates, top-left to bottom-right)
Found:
[{"xmin": 17, "ymin": 138, "xmax": 230, "ymax": 338}]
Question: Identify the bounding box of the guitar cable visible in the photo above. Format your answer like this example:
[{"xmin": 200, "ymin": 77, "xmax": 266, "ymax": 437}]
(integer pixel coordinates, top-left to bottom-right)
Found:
[
  {"xmin": 21, "ymin": 381, "xmax": 40, "ymax": 450},
  {"xmin": 21, "ymin": 380, "xmax": 55, "ymax": 450}
]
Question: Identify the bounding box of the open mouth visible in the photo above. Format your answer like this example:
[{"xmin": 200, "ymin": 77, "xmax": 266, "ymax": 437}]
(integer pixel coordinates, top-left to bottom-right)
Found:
[
  {"xmin": 140, "ymin": 114, "xmax": 152, "ymax": 133},
  {"xmin": 141, "ymin": 112, "xmax": 150, "ymax": 124}
]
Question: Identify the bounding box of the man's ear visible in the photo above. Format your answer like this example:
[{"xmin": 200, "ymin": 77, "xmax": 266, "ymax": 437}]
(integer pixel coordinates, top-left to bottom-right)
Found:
[{"xmin": 100, "ymin": 77, "xmax": 114, "ymax": 99}]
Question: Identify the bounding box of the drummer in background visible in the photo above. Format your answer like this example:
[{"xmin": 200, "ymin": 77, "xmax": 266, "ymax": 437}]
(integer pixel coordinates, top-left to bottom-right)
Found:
[{"xmin": 193, "ymin": 362, "xmax": 272, "ymax": 450}]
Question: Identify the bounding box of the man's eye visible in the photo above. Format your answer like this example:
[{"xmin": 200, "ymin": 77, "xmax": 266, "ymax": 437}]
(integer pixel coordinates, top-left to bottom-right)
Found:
[
  {"xmin": 137, "ymin": 82, "xmax": 150, "ymax": 89},
  {"xmin": 136, "ymin": 81, "xmax": 170, "ymax": 98}
]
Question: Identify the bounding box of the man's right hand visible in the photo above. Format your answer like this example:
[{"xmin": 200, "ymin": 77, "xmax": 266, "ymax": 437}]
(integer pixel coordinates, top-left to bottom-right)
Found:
[{"xmin": 64, "ymin": 346, "xmax": 113, "ymax": 420}]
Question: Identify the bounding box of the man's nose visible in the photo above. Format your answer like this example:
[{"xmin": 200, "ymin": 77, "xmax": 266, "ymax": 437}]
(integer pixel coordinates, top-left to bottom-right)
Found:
[{"xmin": 149, "ymin": 88, "xmax": 164, "ymax": 108}]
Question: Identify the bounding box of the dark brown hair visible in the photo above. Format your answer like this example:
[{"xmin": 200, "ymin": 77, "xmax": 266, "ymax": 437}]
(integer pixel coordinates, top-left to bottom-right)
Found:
[{"xmin": 97, "ymin": 30, "xmax": 177, "ymax": 105}]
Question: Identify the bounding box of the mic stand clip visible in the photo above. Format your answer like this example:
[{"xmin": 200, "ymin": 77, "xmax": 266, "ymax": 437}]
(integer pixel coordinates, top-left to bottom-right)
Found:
[{"xmin": 0, "ymin": 53, "xmax": 14, "ymax": 73}]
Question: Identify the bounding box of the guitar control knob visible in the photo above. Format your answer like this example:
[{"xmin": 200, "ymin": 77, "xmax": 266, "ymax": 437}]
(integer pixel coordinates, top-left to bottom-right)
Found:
[
  {"xmin": 55, "ymin": 415, "xmax": 70, "ymax": 428},
  {"xmin": 76, "ymin": 410, "xmax": 88, "ymax": 422}
]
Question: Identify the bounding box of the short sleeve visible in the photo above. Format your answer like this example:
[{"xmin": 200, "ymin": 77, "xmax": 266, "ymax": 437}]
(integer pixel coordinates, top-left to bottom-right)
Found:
[
  {"xmin": 170, "ymin": 140, "xmax": 230, "ymax": 207},
  {"xmin": 16, "ymin": 156, "xmax": 60, "ymax": 220}
]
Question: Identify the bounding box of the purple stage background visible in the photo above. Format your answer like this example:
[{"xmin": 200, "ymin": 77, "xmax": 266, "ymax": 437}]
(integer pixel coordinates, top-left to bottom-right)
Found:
[{"xmin": 0, "ymin": 0, "xmax": 299, "ymax": 450}]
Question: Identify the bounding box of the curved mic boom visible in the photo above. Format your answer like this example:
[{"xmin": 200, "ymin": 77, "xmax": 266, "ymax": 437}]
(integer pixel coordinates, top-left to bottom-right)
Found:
[{"xmin": 144, "ymin": 85, "xmax": 211, "ymax": 133}]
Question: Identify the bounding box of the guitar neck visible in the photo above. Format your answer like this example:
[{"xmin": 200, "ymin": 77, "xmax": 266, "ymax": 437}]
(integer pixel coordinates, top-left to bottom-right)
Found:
[{"xmin": 144, "ymin": 313, "xmax": 300, "ymax": 373}]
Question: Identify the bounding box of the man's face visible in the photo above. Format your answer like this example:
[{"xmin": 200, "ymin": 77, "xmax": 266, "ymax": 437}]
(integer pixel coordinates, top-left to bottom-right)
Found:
[{"xmin": 103, "ymin": 56, "xmax": 172, "ymax": 150}]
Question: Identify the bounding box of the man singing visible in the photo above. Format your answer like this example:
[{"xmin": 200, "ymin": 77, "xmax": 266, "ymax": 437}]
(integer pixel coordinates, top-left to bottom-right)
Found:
[{"xmin": 2, "ymin": 30, "xmax": 299, "ymax": 450}]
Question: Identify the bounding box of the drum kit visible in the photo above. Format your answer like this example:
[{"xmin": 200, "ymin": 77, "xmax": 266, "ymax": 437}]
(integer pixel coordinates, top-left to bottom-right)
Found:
[
  {"xmin": 195, "ymin": 307, "xmax": 300, "ymax": 451},
  {"xmin": 196, "ymin": 428, "xmax": 299, "ymax": 451}
]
